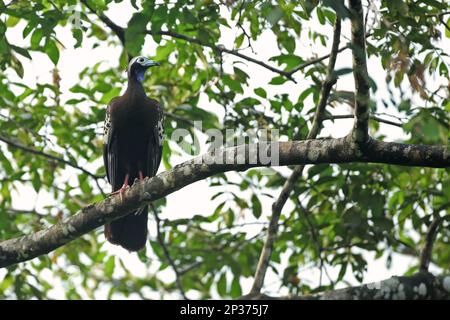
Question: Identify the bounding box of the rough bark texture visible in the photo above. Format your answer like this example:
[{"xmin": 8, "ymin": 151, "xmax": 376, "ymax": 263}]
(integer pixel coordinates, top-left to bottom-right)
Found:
[
  {"xmin": 245, "ymin": 272, "xmax": 450, "ymax": 300},
  {"xmin": 0, "ymin": 137, "xmax": 449, "ymax": 268},
  {"xmin": 349, "ymin": 0, "xmax": 371, "ymax": 143}
]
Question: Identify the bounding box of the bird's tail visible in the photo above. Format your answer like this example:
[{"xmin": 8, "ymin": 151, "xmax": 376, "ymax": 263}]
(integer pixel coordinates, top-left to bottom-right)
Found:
[{"xmin": 104, "ymin": 205, "xmax": 148, "ymax": 251}]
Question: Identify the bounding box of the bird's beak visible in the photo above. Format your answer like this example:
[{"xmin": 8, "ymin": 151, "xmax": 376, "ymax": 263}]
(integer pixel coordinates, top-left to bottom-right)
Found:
[{"xmin": 143, "ymin": 59, "xmax": 160, "ymax": 68}]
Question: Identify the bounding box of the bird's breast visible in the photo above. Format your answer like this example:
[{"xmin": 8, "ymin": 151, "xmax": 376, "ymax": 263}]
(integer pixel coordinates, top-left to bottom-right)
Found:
[{"xmin": 112, "ymin": 105, "xmax": 154, "ymax": 145}]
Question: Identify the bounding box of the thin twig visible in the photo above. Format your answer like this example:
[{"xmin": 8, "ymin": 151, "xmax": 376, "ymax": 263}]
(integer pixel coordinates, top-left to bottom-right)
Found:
[
  {"xmin": 80, "ymin": 0, "xmax": 125, "ymax": 45},
  {"xmin": 151, "ymin": 204, "xmax": 188, "ymax": 300},
  {"xmin": 150, "ymin": 29, "xmax": 297, "ymax": 82},
  {"xmin": 249, "ymin": 17, "xmax": 342, "ymax": 296},
  {"xmin": 296, "ymin": 199, "xmax": 334, "ymax": 286},
  {"xmin": 323, "ymin": 114, "xmax": 403, "ymax": 127},
  {"xmin": 419, "ymin": 216, "xmax": 444, "ymax": 272},
  {"xmin": 0, "ymin": 134, "xmax": 102, "ymax": 180},
  {"xmin": 163, "ymin": 111, "xmax": 195, "ymax": 126},
  {"xmin": 440, "ymin": 17, "xmax": 450, "ymax": 33},
  {"xmin": 81, "ymin": 0, "xmax": 297, "ymax": 82},
  {"xmin": 287, "ymin": 44, "xmax": 349, "ymax": 76},
  {"xmin": 179, "ymin": 261, "xmax": 203, "ymax": 276}
]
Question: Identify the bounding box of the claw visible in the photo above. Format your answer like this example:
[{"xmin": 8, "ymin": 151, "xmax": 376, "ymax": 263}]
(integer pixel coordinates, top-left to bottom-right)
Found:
[{"xmin": 110, "ymin": 174, "xmax": 130, "ymax": 201}]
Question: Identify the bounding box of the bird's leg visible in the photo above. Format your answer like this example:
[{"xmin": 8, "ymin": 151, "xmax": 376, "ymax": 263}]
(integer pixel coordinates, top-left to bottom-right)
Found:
[
  {"xmin": 138, "ymin": 171, "xmax": 146, "ymax": 194},
  {"xmin": 110, "ymin": 174, "xmax": 130, "ymax": 201}
]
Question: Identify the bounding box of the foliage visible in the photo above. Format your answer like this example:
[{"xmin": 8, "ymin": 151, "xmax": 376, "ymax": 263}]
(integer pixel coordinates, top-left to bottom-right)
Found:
[{"xmin": 0, "ymin": 0, "xmax": 449, "ymax": 299}]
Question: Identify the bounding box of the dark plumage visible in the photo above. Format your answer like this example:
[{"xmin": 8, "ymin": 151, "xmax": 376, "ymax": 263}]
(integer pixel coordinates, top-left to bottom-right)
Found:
[{"xmin": 103, "ymin": 56, "xmax": 163, "ymax": 251}]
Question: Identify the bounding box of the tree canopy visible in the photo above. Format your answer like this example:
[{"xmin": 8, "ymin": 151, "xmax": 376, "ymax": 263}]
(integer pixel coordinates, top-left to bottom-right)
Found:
[{"xmin": 0, "ymin": 0, "xmax": 449, "ymax": 299}]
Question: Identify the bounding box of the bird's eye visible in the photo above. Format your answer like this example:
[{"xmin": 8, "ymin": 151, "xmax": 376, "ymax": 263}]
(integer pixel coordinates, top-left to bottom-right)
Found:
[{"xmin": 138, "ymin": 57, "xmax": 145, "ymax": 63}]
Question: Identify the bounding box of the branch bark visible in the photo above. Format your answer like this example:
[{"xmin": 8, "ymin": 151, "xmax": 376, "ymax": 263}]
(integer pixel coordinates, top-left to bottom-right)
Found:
[
  {"xmin": 244, "ymin": 272, "xmax": 450, "ymax": 300},
  {"xmin": 349, "ymin": 0, "xmax": 371, "ymax": 143}
]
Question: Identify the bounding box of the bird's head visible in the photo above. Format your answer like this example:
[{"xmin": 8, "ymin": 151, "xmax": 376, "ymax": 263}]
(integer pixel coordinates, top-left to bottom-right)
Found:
[{"xmin": 127, "ymin": 56, "xmax": 160, "ymax": 82}]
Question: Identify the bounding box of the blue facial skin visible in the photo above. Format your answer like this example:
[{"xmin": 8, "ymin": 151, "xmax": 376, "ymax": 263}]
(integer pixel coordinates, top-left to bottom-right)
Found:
[{"xmin": 136, "ymin": 69, "xmax": 146, "ymax": 82}]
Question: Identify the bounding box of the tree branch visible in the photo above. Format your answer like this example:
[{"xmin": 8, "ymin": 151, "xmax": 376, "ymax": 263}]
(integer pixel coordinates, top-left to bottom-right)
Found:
[
  {"xmin": 0, "ymin": 134, "xmax": 103, "ymax": 180},
  {"xmin": 349, "ymin": 0, "xmax": 371, "ymax": 143},
  {"xmin": 152, "ymin": 205, "xmax": 188, "ymax": 300},
  {"xmin": 286, "ymin": 44, "xmax": 349, "ymax": 76},
  {"xmin": 440, "ymin": 17, "xmax": 450, "ymax": 33},
  {"xmin": 244, "ymin": 272, "xmax": 450, "ymax": 300},
  {"xmin": 323, "ymin": 114, "xmax": 404, "ymax": 127},
  {"xmin": 249, "ymin": 17, "xmax": 342, "ymax": 295},
  {"xmin": 80, "ymin": 0, "xmax": 125, "ymax": 45},
  {"xmin": 80, "ymin": 0, "xmax": 349, "ymax": 83},
  {"xmin": 419, "ymin": 216, "xmax": 445, "ymax": 272},
  {"xmin": 147, "ymin": 30, "xmax": 297, "ymax": 82},
  {"xmin": 0, "ymin": 136, "xmax": 448, "ymax": 268}
]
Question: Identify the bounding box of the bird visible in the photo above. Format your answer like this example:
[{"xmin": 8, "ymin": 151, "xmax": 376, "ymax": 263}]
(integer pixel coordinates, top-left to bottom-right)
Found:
[{"xmin": 102, "ymin": 56, "xmax": 164, "ymax": 251}]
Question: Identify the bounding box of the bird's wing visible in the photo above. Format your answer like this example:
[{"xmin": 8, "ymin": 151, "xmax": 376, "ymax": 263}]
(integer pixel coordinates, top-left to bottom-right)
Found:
[
  {"xmin": 103, "ymin": 99, "xmax": 118, "ymax": 186},
  {"xmin": 147, "ymin": 100, "xmax": 164, "ymax": 177}
]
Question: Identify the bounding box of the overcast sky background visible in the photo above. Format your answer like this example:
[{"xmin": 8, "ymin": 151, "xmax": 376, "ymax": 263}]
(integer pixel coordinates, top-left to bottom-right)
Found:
[{"xmin": 1, "ymin": 1, "xmax": 448, "ymax": 299}]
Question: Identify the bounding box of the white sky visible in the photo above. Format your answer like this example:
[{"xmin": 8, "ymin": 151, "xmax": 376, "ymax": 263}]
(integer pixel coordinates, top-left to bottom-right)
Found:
[{"xmin": 1, "ymin": 1, "xmax": 448, "ymax": 299}]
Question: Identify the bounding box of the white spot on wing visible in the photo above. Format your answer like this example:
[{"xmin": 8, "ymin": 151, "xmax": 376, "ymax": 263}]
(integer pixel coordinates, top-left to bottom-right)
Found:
[{"xmin": 103, "ymin": 108, "xmax": 111, "ymax": 144}]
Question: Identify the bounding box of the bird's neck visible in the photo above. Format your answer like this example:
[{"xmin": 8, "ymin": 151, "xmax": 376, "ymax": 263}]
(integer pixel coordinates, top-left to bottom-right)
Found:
[{"xmin": 125, "ymin": 77, "xmax": 147, "ymax": 101}]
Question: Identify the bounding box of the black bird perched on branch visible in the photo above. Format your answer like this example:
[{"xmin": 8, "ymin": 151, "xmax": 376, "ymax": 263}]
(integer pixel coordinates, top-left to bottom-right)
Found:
[{"xmin": 103, "ymin": 56, "xmax": 163, "ymax": 251}]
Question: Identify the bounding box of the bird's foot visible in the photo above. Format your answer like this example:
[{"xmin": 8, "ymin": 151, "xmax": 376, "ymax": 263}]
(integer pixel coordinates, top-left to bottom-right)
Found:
[
  {"xmin": 109, "ymin": 174, "xmax": 130, "ymax": 202},
  {"xmin": 138, "ymin": 171, "xmax": 146, "ymax": 193},
  {"xmin": 110, "ymin": 184, "xmax": 129, "ymax": 202}
]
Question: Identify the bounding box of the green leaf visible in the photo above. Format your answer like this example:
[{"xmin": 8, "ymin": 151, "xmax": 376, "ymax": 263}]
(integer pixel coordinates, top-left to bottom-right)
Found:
[
  {"xmin": 6, "ymin": 16, "xmax": 20, "ymax": 28},
  {"xmin": 125, "ymin": 13, "xmax": 148, "ymax": 56},
  {"xmin": 11, "ymin": 54, "xmax": 24, "ymax": 78},
  {"xmin": 269, "ymin": 76, "xmax": 288, "ymax": 85},
  {"xmin": 217, "ymin": 272, "xmax": 227, "ymax": 297},
  {"xmin": 235, "ymin": 33, "xmax": 245, "ymax": 49},
  {"xmin": 45, "ymin": 39, "xmax": 59, "ymax": 65},
  {"xmin": 445, "ymin": 18, "xmax": 450, "ymax": 38},
  {"xmin": 251, "ymin": 194, "xmax": 262, "ymax": 219},
  {"xmin": 30, "ymin": 28, "xmax": 43, "ymax": 48},
  {"xmin": 267, "ymin": 6, "xmax": 284, "ymax": 25},
  {"xmin": 230, "ymin": 276, "xmax": 242, "ymax": 298},
  {"xmin": 254, "ymin": 87, "xmax": 267, "ymax": 98},
  {"xmin": 105, "ymin": 256, "xmax": 115, "ymax": 278},
  {"xmin": 222, "ymin": 75, "xmax": 243, "ymax": 93},
  {"xmin": 72, "ymin": 29, "xmax": 83, "ymax": 48},
  {"xmin": 333, "ymin": 67, "xmax": 353, "ymax": 77},
  {"xmin": 10, "ymin": 44, "xmax": 32, "ymax": 59}
]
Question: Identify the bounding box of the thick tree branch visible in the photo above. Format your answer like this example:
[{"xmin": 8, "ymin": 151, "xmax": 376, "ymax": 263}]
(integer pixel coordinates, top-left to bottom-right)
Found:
[
  {"xmin": 244, "ymin": 272, "xmax": 450, "ymax": 300},
  {"xmin": 250, "ymin": 17, "xmax": 342, "ymax": 295},
  {"xmin": 0, "ymin": 136, "xmax": 448, "ymax": 268},
  {"xmin": 349, "ymin": 0, "xmax": 371, "ymax": 143}
]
